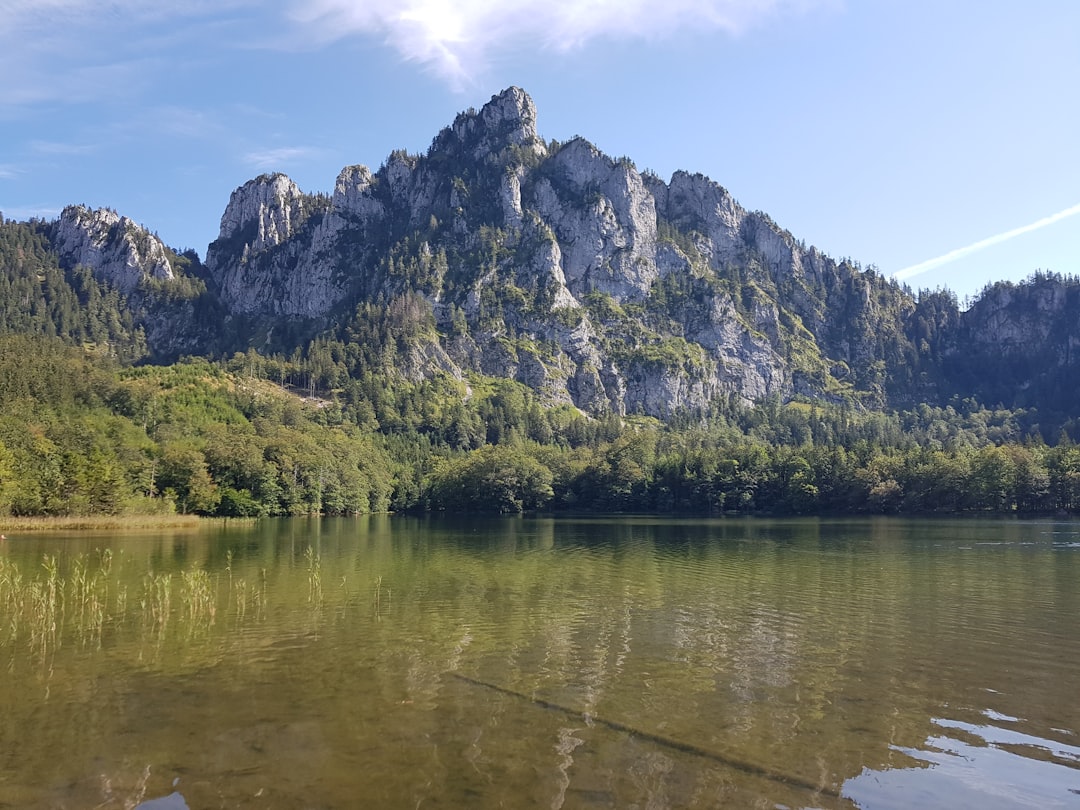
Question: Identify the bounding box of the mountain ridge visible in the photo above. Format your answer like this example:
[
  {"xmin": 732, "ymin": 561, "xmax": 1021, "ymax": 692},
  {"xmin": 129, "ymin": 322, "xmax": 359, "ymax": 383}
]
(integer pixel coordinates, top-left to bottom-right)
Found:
[{"xmin": 4, "ymin": 86, "xmax": 1079, "ymax": 422}]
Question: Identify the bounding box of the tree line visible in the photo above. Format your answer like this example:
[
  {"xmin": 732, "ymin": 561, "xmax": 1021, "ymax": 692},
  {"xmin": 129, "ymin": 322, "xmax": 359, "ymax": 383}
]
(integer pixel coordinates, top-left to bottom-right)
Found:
[{"xmin": 1, "ymin": 334, "xmax": 1078, "ymax": 519}]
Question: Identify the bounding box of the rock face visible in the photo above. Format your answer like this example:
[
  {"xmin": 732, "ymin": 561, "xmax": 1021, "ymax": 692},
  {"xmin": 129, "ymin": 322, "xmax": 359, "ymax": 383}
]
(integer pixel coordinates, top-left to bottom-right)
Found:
[
  {"xmin": 532, "ymin": 138, "xmax": 658, "ymax": 300},
  {"xmin": 55, "ymin": 206, "xmax": 175, "ymax": 293},
  {"xmin": 51, "ymin": 205, "xmax": 222, "ymax": 359},
  {"xmin": 215, "ymin": 174, "xmax": 305, "ymax": 255},
  {"xmin": 440, "ymin": 85, "xmax": 546, "ymax": 162},
  {"xmin": 196, "ymin": 86, "xmax": 885, "ymax": 416},
  {"xmin": 204, "ymin": 175, "xmax": 348, "ymax": 317},
  {"xmin": 39, "ymin": 86, "xmax": 1078, "ymax": 419},
  {"xmin": 940, "ymin": 275, "xmax": 1080, "ymax": 410}
]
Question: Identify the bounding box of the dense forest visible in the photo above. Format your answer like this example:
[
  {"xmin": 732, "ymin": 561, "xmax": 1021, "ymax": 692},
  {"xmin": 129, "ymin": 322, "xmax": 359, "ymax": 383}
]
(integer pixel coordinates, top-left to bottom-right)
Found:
[{"xmin": 2, "ymin": 330, "xmax": 1079, "ymax": 519}]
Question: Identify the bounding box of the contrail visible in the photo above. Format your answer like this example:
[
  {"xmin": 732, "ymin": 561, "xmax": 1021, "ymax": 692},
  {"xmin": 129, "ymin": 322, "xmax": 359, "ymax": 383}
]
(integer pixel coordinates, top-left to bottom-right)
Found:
[{"xmin": 892, "ymin": 201, "xmax": 1080, "ymax": 282}]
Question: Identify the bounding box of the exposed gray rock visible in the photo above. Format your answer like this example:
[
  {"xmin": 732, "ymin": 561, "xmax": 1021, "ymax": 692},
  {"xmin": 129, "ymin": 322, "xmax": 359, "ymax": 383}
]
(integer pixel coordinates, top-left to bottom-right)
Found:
[
  {"xmin": 55, "ymin": 205, "xmax": 174, "ymax": 293},
  {"xmin": 531, "ymin": 139, "xmax": 658, "ymax": 301},
  {"xmin": 215, "ymin": 173, "xmax": 305, "ymax": 253},
  {"xmin": 444, "ymin": 86, "xmax": 547, "ymax": 162},
  {"xmin": 205, "ymin": 174, "xmax": 349, "ymax": 317},
  {"xmin": 499, "ymin": 167, "xmax": 525, "ymax": 229},
  {"xmin": 48, "ymin": 86, "xmax": 958, "ymax": 419},
  {"xmin": 664, "ymin": 171, "xmax": 745, "ymax": 261},
  {"xmin": 194, "ymin": 88, "xmax": 852, "ymax": 415}
]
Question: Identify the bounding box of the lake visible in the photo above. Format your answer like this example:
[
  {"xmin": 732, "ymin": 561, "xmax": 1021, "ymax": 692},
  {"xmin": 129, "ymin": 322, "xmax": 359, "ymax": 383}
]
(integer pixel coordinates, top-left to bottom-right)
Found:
[{"xmin": 1, "ymin": 516, "xmax": 1078, "ymax": 808}]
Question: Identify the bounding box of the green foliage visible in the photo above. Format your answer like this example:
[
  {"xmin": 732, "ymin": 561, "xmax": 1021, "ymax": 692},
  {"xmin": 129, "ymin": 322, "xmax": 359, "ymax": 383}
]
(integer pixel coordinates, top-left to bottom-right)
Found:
[
  {"xmin": 582, "ymin": 290, "xmax": 623, "ymax": 322},
  {"xmin": 0, "ymin": 221, "xmax": 147, "ymax": 359},
  {"xmin": 427, "ymin": 444, "xmax": 554, "ymax": 513},
  {"xmin": 655, "ymin": 218, "xmax": 707, "ymax": 266},
  {"xmin": 619, "ymin": 336, "xmax": 706, "ymax": 372},
  {"xmin": 0, "ymin": 337, "xmax": 395, "ymax": 518},
  {"xmin": 3, "ymin": 334, "xmax": 1080, "ymax": 519},
  {"xmin": 6, "ymin": 190, "xmax": 1080, "ymax": 522}
]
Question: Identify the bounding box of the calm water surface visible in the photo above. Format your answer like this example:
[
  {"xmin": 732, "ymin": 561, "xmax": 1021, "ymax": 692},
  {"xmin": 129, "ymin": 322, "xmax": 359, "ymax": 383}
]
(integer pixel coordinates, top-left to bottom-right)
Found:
[{"xmin": 1, "ymin": 516, "xmax": 1078, "ymax": 808}]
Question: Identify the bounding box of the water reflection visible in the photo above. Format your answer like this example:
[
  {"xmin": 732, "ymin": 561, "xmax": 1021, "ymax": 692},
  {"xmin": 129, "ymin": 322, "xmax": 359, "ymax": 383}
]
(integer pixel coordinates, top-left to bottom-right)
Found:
[
  {"xmin": 0, "ymin": 517, "xmax": 1078, "ymax": 808},
  {"xmin": 844, "ymin": 713, "xmax": 1080, "ymax": 809},
  {"xmin": 135, "ymin": 790, "xmax": 189, "ymax": 809}
]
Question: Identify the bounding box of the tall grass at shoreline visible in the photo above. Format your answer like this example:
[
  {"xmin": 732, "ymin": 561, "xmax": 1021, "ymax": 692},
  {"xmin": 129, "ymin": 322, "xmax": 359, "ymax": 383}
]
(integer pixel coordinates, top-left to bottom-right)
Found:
[
  {"xmin": 1, "ymin": 515, "xmax": 204, "ymax": 533},
  {"xmin": 0, "ymin": 549, "xmax": 266, "ymax": 659}
]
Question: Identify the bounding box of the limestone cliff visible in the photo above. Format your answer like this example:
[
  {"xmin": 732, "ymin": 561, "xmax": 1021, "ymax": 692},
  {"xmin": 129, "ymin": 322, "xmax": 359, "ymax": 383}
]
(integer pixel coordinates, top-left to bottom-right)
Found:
[
  {"xmin": 29, "ymin": 87, "xmax": 1079, "ymax": 420},
  {"xmin": 199, "ymin": 87, "xmax": 903, "ymax": 416},
  {"xmin": 51, "ymin": 205, "xmax": 219, "ymax": 358},
  {"xmin": 940, "ymin": 275, "xmax": 1080, "ymax": 411},
  {"xmin": 204, "ymin": 174, "xmax": 346, "ymax": 317},
  {"xmin": 55, "ymin": 205, "xmax": 175, "ymax": 293}
]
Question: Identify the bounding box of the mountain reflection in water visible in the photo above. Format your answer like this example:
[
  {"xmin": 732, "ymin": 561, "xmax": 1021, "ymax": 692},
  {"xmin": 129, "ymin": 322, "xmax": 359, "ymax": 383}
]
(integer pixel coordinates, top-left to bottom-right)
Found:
[{"xmin": 0, "ymin": 516, "xmax": 1078, "ymax": 808}]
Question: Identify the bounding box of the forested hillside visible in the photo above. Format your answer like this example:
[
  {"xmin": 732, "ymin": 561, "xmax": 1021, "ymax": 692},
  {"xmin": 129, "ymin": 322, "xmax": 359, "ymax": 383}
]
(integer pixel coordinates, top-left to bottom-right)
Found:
[
  {"xmin": 0, "ymin": 336, "xmax": 394, "ymax": 517},
  {"xmin": 2, "ymin": 333, "xmax": 1079, "ymax": 518},
  {"xmin": 0, "ymin": 219, "xmax": 147, "ymax": 360}
]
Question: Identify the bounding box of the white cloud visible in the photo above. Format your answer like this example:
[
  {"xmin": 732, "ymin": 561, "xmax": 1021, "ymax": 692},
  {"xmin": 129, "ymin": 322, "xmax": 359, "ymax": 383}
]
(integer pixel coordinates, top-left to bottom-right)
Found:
[
  {"xmin": 0, "ymin": 0, "xmax": 829, "ymax": 100},
  {"xmin": 892, "ymin": 202, "xmax": 1080, "ymax": 282},
  {"xmin": 244, "ymin": 146, "xmax": 324, "ymax": 170},
  {"xmin": 288, "ymin": 0, "xmax": 831, "ymax": 88},
  {"xmin": 0, "ymin": 165, "xmax": 20, "ymax": 179}
]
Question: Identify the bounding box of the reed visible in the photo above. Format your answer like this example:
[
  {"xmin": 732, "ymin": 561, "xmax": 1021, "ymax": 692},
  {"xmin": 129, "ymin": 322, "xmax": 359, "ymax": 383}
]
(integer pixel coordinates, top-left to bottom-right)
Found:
[
  {"xmin": 1, "ymin": 515, "xmax": 202, "ymax": 532},
  {"xmin": 258, "ymin": 567, "xmax": 268, "ymax": 619},
  {"xmin": 233, "ymin": 578, "xmax": 248, "ymax": 620},
  {"xmin": 0, "ymin": 551, "xmax": 112, "ymax": 657},
  {"xmin": 0, "ymin": 548, "xmax": 272, "ymax": 658},
  {"xmin": 0, "ymin": 557, "xmax": 26, "ymax": 644},
  {"xmin": 141, "ymin": 572, "xmax": 172, "ymax": 634},
  {"xmin": 179, "ymin": 568, "xmax": 217, "ymax": 633},
  {"xmin": 305, "ymin": 547, "xmax": 323, "ymax": 606},
  {"xmin": 115, "ymin": 582, "xmax": 128, "ymax": 619},
  {"xmin": 373, "ymin": 575, "xmax": 390, "ymax": 617}
]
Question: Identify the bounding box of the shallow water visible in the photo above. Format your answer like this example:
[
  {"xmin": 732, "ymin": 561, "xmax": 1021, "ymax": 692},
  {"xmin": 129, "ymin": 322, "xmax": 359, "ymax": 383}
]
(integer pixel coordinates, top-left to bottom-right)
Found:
[{"xmin": 1, "ymin": 516, "xmax": 1078, "ymax": 808}]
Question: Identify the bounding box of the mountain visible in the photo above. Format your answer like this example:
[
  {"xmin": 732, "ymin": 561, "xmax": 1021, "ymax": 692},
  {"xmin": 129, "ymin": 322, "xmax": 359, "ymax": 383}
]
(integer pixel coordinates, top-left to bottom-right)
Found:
[{"xmin": 3, "ymin": 87, "xmax": 1079, "ymax": 421}]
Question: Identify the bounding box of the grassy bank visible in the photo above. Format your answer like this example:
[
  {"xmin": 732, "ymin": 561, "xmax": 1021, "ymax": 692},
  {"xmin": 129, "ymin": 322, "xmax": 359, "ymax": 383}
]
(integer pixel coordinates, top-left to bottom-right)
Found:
[{"xmin": 0, "ymin": 514, "xmax": 203, "ymax": 533}]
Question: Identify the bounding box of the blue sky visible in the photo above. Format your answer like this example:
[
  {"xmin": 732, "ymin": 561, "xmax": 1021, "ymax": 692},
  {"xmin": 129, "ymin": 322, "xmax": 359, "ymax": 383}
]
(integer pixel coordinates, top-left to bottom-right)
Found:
[{"xmin": 1, "ymin": 0, "xmax": 1077, "ymax": 302}]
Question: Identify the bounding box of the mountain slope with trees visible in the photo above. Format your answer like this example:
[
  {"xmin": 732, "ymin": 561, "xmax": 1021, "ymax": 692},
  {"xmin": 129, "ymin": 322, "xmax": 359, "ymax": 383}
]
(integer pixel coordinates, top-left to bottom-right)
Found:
[
  {"xmin": 1, "ymin": 88, "xmax": 1079, "ymax": 518},
  {"xmin": 1, "ymin": 334, "xmax": 1078, "ymax": 518}
]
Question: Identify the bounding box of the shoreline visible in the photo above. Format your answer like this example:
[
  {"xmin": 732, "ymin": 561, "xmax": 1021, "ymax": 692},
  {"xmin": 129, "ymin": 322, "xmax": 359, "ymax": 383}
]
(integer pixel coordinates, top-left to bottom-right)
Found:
[{"xmin": 0, "ymin": 514, "xmax": 204, "ymax": 533}]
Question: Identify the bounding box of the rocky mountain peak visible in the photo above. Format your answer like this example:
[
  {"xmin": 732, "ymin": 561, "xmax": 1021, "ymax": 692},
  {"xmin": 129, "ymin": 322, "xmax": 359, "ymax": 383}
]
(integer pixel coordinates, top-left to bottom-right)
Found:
[
  {"xmin": 434, "ymin": 86, "xmax": 546, "ymax": 162},
  {"xmin": 664, "ymin": 171, "xmax": 745, "ymax": 253},
  {"xmin": 333, "ymin": 165, "xmax": 378, "ymax": 215},
  {"xmin": 21, "ymin": 86, "xmax": 1078, "ymax": 424},
  {"xmin": 54, "ymin": 204, "xmax": 174, "ymax": 293},
  {"xmin": 214, "ymin": 173, "xmax": 305, "ymax": 255}
]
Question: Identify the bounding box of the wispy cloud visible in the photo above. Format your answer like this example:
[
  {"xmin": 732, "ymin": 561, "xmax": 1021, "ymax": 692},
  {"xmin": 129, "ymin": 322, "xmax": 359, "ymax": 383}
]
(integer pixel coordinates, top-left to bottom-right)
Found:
[
  {"xmin": 0, "ymin": 54, "xmax": 157, "ymax": 107},
  {"xmin": 1, "ymin": 0, "xmax": 255, "ymax": 29},
  {"xmin": 0, "ymin": 0, "xmax": 829, "ymax": 100},
  {"xmin": 29, "ymin": 140, "xmax": 99, "ymax": 155},
  {"xmin": 0, "ymin": 1, "xmax": 260, "ymax": 108},
  {"xmin": 892, "ymin": 202, "xmax": 1080, "ymax": 282},
  {"xmin": 244, "ymin": 146, "xmax": 325, "ymax": 170},
  {"xmin": 117, "ymin": 105, "xmax": 230, "ymax": 141},
  {"xmin": 0, "ymin": 165, "xmax": 20, "ymax": 180},
  {"xmin": 288, "ymin": 0, "xmax": 831, "ymax": 88}
]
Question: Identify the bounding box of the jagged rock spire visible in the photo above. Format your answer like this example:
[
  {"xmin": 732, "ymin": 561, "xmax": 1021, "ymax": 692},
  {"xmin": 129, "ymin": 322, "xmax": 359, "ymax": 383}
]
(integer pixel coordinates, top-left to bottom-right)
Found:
[{"xmin": 433, "ymin": 86, "xmax": 546, "ymax": 161}]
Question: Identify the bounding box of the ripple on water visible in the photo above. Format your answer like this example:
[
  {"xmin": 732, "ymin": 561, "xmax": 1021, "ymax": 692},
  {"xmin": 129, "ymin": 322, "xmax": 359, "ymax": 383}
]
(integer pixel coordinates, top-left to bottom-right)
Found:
[{"xmin": 843, "ymin": 715, "xmax": 1080, "ymax": 809}]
